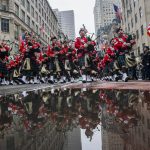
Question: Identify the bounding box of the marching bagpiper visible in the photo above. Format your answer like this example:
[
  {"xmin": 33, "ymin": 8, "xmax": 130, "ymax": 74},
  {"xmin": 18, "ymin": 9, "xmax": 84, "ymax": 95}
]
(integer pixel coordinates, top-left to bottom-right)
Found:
[
  {"xmin": 49, "ymin": 37, "xmax": 68, "ymax": 83},
  {"xmin": 75, "ymin": 27, "xmax": 96, "ymax": 83},
  {"xmin": 0, "ymin": 41, "xmax": 12, "ymax": 85},
  {"xmin": 113, "ymin": 28, "xmax": 136, "ymax": 82},
  {"xmin": 21, "ymin": 32, "xmax": 41, "ymax": 84},
  {"xmin": 38, "ymin": 48, "xmax": 50, "ymax": 83},
  {"xmin": 65, "ymin": 40, "xmax": 79, "ymax": 82},
  {"xmin": 48, "ymin": 37, "xmax": 61, "ymax": 83},
  {"xmin": 100, "ymin": 28, "xmax": 136, "ymax": 82}
]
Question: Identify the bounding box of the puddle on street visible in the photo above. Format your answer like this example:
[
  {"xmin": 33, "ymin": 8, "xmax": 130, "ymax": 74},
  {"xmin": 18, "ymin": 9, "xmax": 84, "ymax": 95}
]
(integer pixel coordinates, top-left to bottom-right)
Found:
[{"xmin": 0, "ymin": 88, "xmax": 150, "ymax": 150}]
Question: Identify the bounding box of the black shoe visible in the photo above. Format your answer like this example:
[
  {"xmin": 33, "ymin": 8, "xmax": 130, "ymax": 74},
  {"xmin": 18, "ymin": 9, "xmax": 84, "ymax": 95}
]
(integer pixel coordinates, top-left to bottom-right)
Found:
[
  {"xmin": 17, "ymin": 78, "xmax": 26, "ymax": 84},
  {"xmin": 48, "ymin": 80, "xmax": 54, "ymax": 84},
  {"xmin": 82, "ymin": 80, "xmax": 86, "ymax": 83},
  {"xmin": 125, "ymin": 77, "xmax": 129, "ymax": 82},
  {"xmin": 115, "ymin": 76, "xmax": 119, "ymax": 82},
  {"xmin": 40, "ymin": 80, "xmax": 45, "ymax": 83},
  {"xmin": 13, "ymin": 80, "xmax": 20, "ymax": 85},
  {"xmin": 61, "ymin": 80, "xmax": 66, "ymax": 83}
]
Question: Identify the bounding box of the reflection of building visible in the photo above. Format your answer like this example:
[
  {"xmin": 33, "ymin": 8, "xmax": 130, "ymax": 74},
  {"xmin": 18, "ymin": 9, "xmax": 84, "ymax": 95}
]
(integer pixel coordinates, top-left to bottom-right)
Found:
[
  {"xmin": 0, "ymin": 0, "xmax": 58, "ymax": 47},
  {"xmin": 63, "ymin": 127, "xmax": 82, "ymax": 150},
  {"xmin": 101, "ymin": 91, "xmax": 150, "ymax": 150},
  {"xmin": 96, "ymin": 19, "xmax": 120, "ymax": 50},
  {"xmin": 94, "ymin": 0, "xmax": 121, "ymax": 50},
  {"xmin": 53, "ymin": 9, "xmax": 75, "ymax": 40},
  {"xmin": 102, "ymin": 129, "xmax": 124, "ymax": 150},
  {"xmin": 101, "ymin": 109, "xmax": 125, "ymax": 150},
  {"xmin": 0, "ymin": 122, "xmax": 66, "ymax": 150},
  {"xmin": 94, "ymin": 0, "xmax": 121, "ymax": 35},
  {"xmin": 121, "ymin": 0, "xmax": 150, "ymax": 55},
  {"xmin": 126, "ymin": 97, "xmax": 150, "ymax": 150}
]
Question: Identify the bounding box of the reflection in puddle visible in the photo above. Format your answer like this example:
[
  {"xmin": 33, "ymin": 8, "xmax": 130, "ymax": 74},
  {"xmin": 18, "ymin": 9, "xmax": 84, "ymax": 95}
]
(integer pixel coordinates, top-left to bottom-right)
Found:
[{"xmin": 0, "ymin": 88, "xmax": 150, "ymax": 150}]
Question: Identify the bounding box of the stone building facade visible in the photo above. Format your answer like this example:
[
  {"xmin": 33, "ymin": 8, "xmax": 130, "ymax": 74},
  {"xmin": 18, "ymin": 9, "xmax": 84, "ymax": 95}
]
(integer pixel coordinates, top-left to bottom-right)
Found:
[
  {"xmin": 0, "ymin": 0, "xmax": 58, "ymax": 48},
  {"xmin": 121, "ymin": 0, "xmax": 150, "ymax": 55}
]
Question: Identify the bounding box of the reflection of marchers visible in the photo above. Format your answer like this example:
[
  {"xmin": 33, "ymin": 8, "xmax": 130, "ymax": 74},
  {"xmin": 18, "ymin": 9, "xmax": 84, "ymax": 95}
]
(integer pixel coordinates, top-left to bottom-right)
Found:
[{"xmin": 0, "ymin": 88, "xmax": 148, "ymax": 145}]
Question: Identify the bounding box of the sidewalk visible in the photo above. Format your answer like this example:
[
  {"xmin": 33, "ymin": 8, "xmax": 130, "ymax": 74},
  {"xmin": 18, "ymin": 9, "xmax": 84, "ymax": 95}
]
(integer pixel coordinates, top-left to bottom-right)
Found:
[
  {"xmin": 0, "ymin": 81, "xmax": 150, "ymax": 95},
  {"xmin": 61, "ymin": 81, "xmax": 150, "ymax": 91}
]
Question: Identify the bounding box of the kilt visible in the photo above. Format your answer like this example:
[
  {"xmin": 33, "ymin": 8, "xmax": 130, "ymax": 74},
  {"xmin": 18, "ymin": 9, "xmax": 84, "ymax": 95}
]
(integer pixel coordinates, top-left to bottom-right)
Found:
[
  {"xmin": 31, "ymin": 59, "xmax": 39, "ymax": 73},
  {"xmin": 33, "ymin": 48, "xmax": 40, "ymax": 53},
  {"xmin": 78, "ymin": 57, "xmax": 85, "ymax": 69},
  {"xmin": 103, "ymin": 63, "xmax": 109, "ymax": 75},
  {"xmin": 0, "ymin": 61, "xmax": 8, "ymax": 76},
  {"xmin": 48, "ymin": 58, "xmax": 56, "ymax": 72},
  {"xmin": 70, "ymin": 61, "xmax": 77, "ymax": 71},
  {"xmin": 117, "ymin": 54, "xmax": 126, "ymax": 68},
  {"xmin": 0, "ymin": 51, "xmax": 9, "ymax": 59},
  {"xmin": 108, "ymin": 61, "xmax": 114, "ymax": 73}
]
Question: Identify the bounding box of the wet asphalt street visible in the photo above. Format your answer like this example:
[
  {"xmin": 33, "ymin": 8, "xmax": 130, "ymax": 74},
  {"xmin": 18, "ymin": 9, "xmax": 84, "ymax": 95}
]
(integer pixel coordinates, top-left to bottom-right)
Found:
[{"xmin": 0, "ymin": 81, "xmax": 149, "ymax": 95}]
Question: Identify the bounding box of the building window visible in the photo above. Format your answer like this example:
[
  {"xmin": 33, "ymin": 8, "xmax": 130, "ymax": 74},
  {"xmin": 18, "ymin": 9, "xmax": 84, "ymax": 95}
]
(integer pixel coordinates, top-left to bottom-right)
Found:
[
  {"xmin": 32, "ymin": 21, "xmax": 34, "ymax": 29},
  {"xmin": 143, "ymin": 132, "xmax": 145, "ymax": 142},
  {"xmin": 47, "ymin": 16, "xmax": 48, "ymax": 23},
  {"xmin": 138, "ymin": 128, "xmax": 141, "ymax": 136},
  {"xmin": 148, "ymin": 137, "xmax": 150, "ymax": 147},
  {"xmin": 131, "ymin": 19, "xmax": 133, "ymax": 28},
  {"xmin": 45, "ymin": 35, "xmax": 47, "ymax": 41},
  {"xmin": 48, "ymin": 37, "xmax": 49, "ymax": 43},
  {"xmin": 1, "ymin": 18, "xmax": 9, "ymax": 33},
  {"xmin": 141, "ymin": 25, "xmax": 144, "ymax": 36},
  {"xmin": 138, "ymin": 47, "xmax": 140, "ymax": 55},
  {"xmin": 147, "ymin": 119, "xmax": 150, "ymax": 129},
  {"xmin": 35, "ymin": 0, "xmax": 38, "ymax": 8},
  {"xmin": 39, "ymin": 3, "xmax": 41, "ymax": 13},
  {"xmin": 21, "ymin": 28, "xmax": 25, "ymax": 35},
  {"xmin": 26, "ymin": 0, "xmax": 30, "ymax": 13},
  {"xmin": 35, "ymin": 11, "xmax": 38, "ymax": 22},
  {"xmin": 134, "ymin": 0, "xmax": 136, "ymax": 7},
  {"xmin": 136, "ymin": 30, "xmax": 139, "ymax": 40},
  {"xmin": 139, "ymin": 7, "xmax": 142, "ymax": 18},
  {"xmin": 14, "ymin": 24, "xmax": 19, "ymax": 40},
  {"xmin": 42, "ymin": 20, "xmax": 44, "ymax": 28},
  {"xmin": 21, "ymin": 0, "xmax": 25, "ymax": 6},
  {"xmin": 0, "ymin": 4, "xmax": 7, "ymax": 11},
  {"xmin": 142, "ymin": 43, "xmax": 145, "ymax": 49},
  {"xmin": 39, "ymin": 16, "xmax": 41, "ymax": 25},
  {"xmin": 42, "ymin": 8, "xmax": 44, "ymax": 16},
  {"xmin": 31, "ymin": 6, "xmax": 34, "ymax": 17},
  {"xmin": 36, "ymin": 25, "xmax": 38, "ymax": 34},
  {"xmin": 15, "ymin": 3, "xmax": 19, "ymax": 16},
  {"xmin": 45, "ymin": 13, "xmax": 46, "ymax": 20},
  {"xmin": 21, "ymin": 10, "xmax": 25, "ymax": 22},
  {"xmin": 135, "ymin": 13, "xmax": 137, "ymax": 23},
  {"xmin": 128, "ymin": 23, "xmax": 130, "ymax": 32},
  {"xmin": 27, "ymin": 16, "xmax": 30, "ymax": 26}
]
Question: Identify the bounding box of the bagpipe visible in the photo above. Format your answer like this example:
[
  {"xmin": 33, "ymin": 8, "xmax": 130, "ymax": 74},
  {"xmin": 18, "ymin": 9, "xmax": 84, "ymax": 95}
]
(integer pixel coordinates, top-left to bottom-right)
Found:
[
  {"xmin": 55, "ymin": 57, "xmax": 61, "ymax": 72},
  {"xmin": 65, "ymin": 59, "xmax": 71, "ymax": 71},
  {"xmin": 147, "ymin": 23, "xmax": 150, "ymax": 37},
  {"xmin": 22, "ymin": 58, "xmax": 31, "ymax": 70},
  {"xmin": 41, "ymin": 64, "xmax": 50, "ymax": 75},
  {"xmin": 125, "ymin": 54, "xmax": 137, "ymax": 68}
]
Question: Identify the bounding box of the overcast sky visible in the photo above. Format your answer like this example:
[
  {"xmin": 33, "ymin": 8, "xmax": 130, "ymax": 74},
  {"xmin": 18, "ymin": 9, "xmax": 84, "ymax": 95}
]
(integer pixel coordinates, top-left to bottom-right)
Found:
[
  {"xmin": 48, "ymin": 0, "xmax": 95, "ymax": 36},
  {"xmin": 81, "ymin": 126, "xmax": 102, "ymax": 150}
]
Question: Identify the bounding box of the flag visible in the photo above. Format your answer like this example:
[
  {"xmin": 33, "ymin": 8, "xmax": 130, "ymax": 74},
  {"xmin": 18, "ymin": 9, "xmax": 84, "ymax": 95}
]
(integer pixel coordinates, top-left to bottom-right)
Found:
[
  {"xmin": 113, "ymin": 4, "xmax": 122, "ymax": 23},
  {"xmin": 147, "ymin": 23, "xmax": 150, "ymax": 37},
  {"xmin": 19, "ymin": 35, "xmax": 25, "ymax": 52},
  {"xmin": 40, "ymin": 24, "xmax": 45, "ymax": 33}
]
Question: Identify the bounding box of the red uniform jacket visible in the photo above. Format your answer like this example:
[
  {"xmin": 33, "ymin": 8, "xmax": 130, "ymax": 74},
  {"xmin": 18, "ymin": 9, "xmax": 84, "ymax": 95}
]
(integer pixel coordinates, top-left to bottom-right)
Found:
[{"xmin": 75, "ymin": 36, "xmax": 88, "ymax": 58}]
